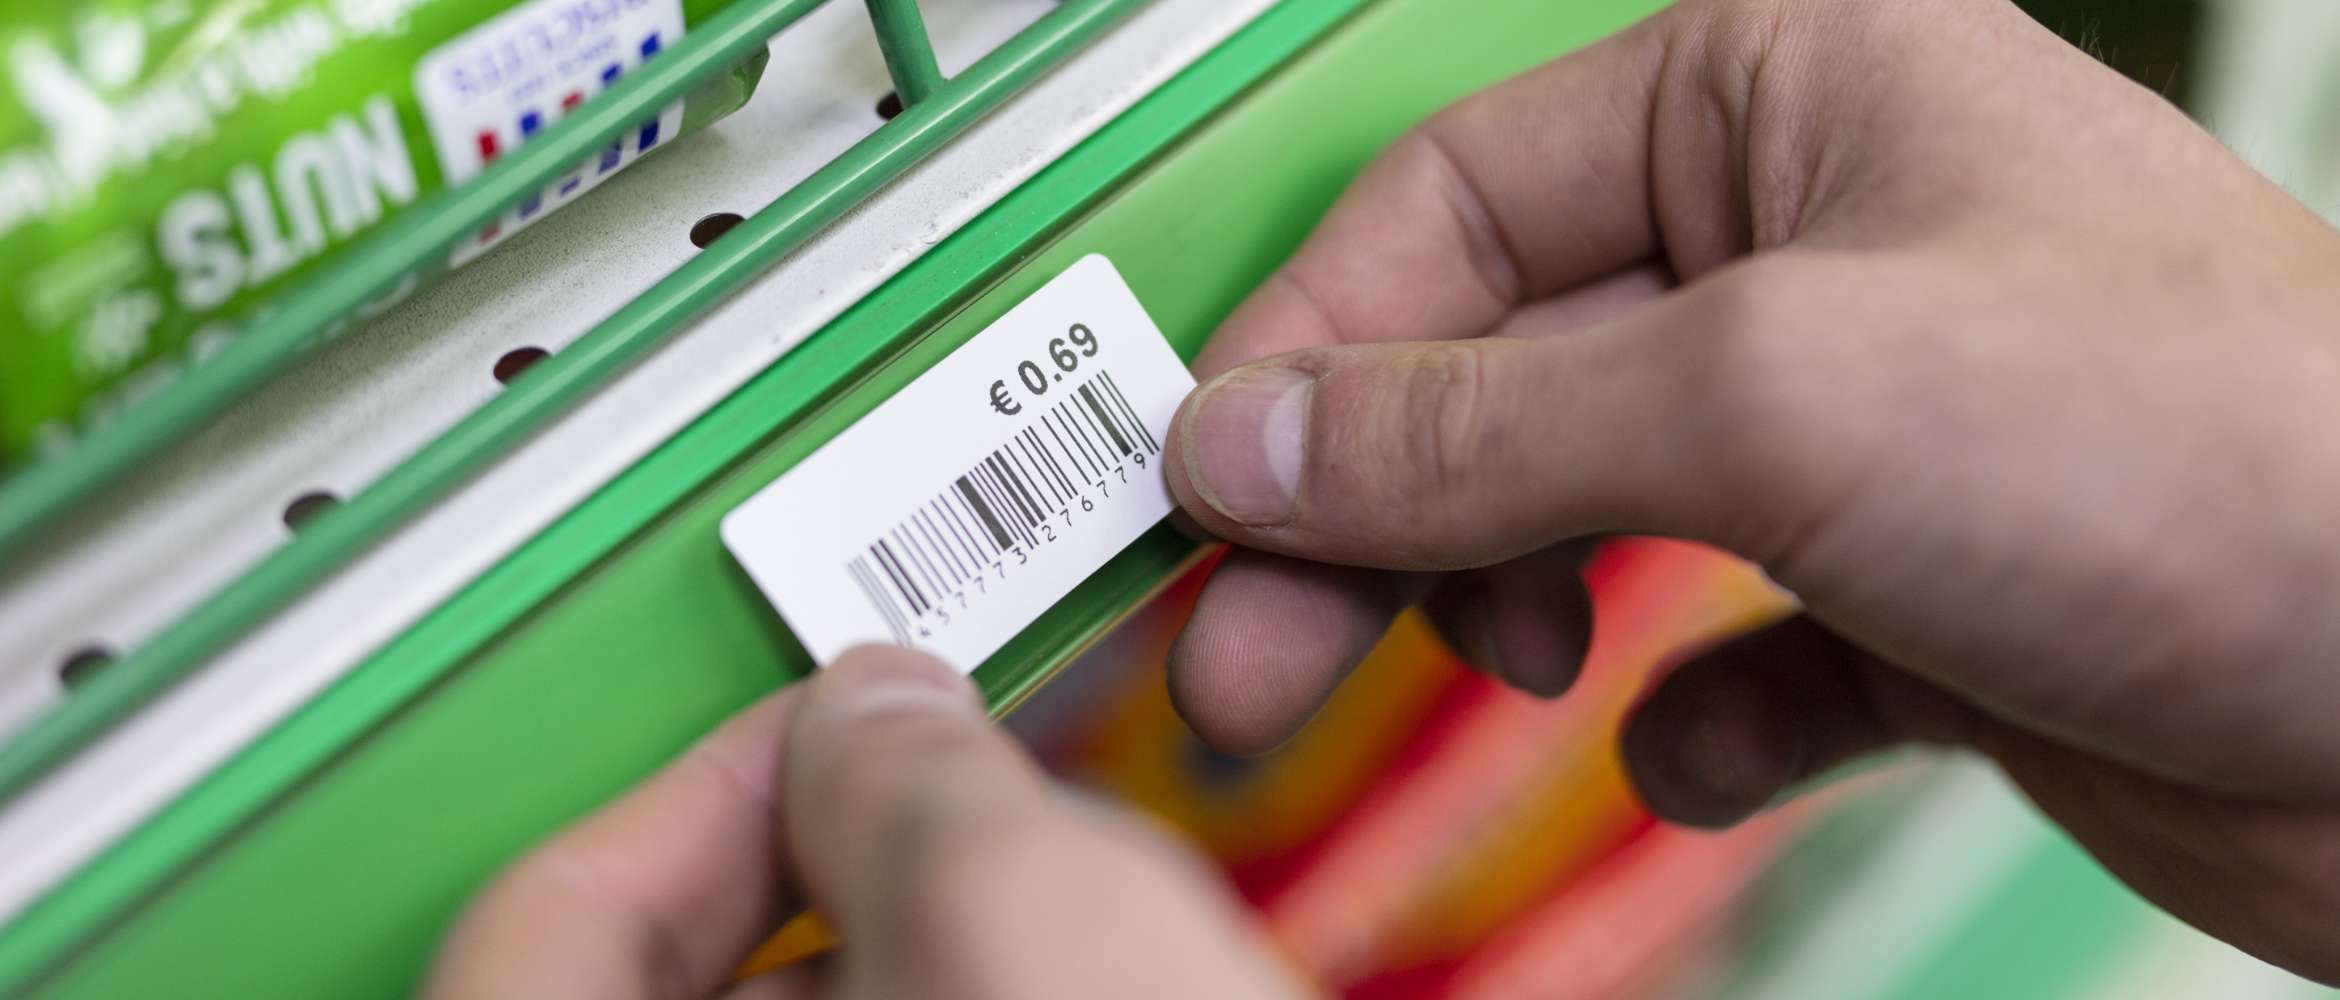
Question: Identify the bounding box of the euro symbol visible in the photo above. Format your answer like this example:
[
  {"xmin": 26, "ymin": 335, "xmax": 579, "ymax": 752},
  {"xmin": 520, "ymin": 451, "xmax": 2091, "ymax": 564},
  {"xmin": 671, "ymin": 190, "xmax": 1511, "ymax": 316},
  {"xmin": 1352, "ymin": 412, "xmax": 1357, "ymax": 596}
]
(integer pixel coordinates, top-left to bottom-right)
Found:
[{"xmin": 989, "ymin": 380, "xmax": 1023, "ymax": 416}]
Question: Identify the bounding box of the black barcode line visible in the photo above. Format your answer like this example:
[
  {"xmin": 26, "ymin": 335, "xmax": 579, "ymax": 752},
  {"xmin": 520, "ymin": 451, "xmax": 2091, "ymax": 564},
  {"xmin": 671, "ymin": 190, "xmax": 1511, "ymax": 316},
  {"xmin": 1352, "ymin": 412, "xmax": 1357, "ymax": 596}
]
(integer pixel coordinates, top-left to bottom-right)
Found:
[
  {"xmin": 982, "ymin": 463, "xmax": 1033, "ymax": 544},
  {"xmin": 1011, "ymin": 440, "xmax": 1062, "ymax": 511},
  {"xmin": 985, "ymin": 456, "xmax": 1037, "ymax": 526},
  {"xmin": 1023, "ymin": 428, "xmax": 1075, "ymax": 499},
  {"xmin": 881, "ymin": 537, "xmax": 932, "ymax": 613},
  {"xmin": 1069, "ymin": 397, "xmax": 1115, "ymax": 469},
  {"xmin": 844, "ymin": 559, "xmax": 881, "ymax": 635},
  {"xmin": 996, "ymin": 449, "xmax": 1053, "ymax": 519},
  {"xmin": 1079, "ymin": 384, "xmax": 1132, "ymax": 457},
  {"xmin": 888, "ymin": 530, "xmax": 929, "ymax": 600},
  {"xmin": 873, "ymin": 557, "xmax": 915, "ymax": 642},
  {"xmin": 1011, "ymin": 449, "xmax": 1055, "ymax": 514},
  {"xmin": 896, "ymin": 526, "xmax": 946, "ymax": 598},
  {"xmin": 937, "ymin": 500, "xmax": 984, "ymax": 569},
  {"xmin": 952, "ymin": 477, "xmax": 1004, "ymax": 552},
  {"xmin": 939, "ymin": 493, "xmax": 991, "ymax": 562},
  {"xmin": 1079, "ymin": 388, "xmax": 1130, "ymax": 460},
  {"xmin": 847, "ymin": 558, "xmax": 912, "ymax": 644},
  {"xmin": 917, "ymin": 509, "xmax": 967, "ymax": 583},
  {"xmin": 1045, "ymin": 411, "xmax": 1096, "ymax": 480},
  {"xmin": 844, "ymin": 370, "xmax": 1168, "ymax": 640},
  {"xmin": 1002, "ymin": 452, "xmax": 1051, "ymax": 520},
  {"xmin": 909, "ymin": 513, "xmax": 950, "ymax": 586},
  {"xmin": 956, "ymin": 475, "xmax": 1012, "ymax": 550},
  {"xmin": 864, "ymin": 545, "xmax": 906, "ymax": 615},
  {"xmin": 1011, "ymin": 434, "xmax": 1054, "ymax": 509},
  {"xmin": 1018, "ymin": 432, "xmax": 1068, "ymax": 507},
  {"xmin": 1039, "ymin": 426, "xmax": 1078, "ymax": 489},
  {"xmin": 1056, "ymin": 400, "xmax": 1108, "ymax": 474},
  {"xmin": 976, "ymin": 464, "xmax": 1035, "ymax": 548},
  {"xmin": 1100, "ymin": 371, "xmax": 1159, "ymax": 454},
  {"xmin": 870, "ymin": 540, "xmax": 926, "ymax": 615}
]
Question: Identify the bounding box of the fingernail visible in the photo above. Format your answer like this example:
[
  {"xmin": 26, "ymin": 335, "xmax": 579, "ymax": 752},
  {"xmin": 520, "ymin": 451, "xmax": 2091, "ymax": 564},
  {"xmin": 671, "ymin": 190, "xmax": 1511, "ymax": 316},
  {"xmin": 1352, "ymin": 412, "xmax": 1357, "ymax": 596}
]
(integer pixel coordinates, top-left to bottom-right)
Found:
[
  {"xmin": 1182, "ymin": 367, "xmax": 1311, "ymax": 526},
  {"xmin": 815, "ymin": 653, "xmax": 983, "ymax": 724}
]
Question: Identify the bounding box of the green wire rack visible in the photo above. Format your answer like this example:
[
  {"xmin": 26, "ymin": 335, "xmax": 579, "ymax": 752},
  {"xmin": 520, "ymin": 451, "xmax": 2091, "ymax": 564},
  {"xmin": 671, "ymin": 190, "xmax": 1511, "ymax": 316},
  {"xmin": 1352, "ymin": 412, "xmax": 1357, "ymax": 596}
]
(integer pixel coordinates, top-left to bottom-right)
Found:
[{"xmin": 0, "ymin": 0, "xmax": 1151, "ymax": 803}]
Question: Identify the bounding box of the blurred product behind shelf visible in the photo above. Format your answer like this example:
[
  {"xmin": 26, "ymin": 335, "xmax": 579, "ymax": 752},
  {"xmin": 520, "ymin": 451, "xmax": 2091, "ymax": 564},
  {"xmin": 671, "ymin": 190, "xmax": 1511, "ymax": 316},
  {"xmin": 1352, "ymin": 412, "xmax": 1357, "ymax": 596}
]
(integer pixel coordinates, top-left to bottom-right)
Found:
[
  {"xmin": 0, "ymin": 0, "xmax": 768, "ymax": 470},
  {"xmin": 2199, "ymin": 0, "xmax": 2340, "ymax": 221}
]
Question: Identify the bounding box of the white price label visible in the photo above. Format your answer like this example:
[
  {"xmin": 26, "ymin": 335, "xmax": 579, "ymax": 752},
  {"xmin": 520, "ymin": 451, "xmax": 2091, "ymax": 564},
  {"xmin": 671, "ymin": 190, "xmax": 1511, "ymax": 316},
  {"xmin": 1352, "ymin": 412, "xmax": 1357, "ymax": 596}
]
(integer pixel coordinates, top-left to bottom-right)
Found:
[{"xmin": 722, "ymin": 256, "xmax": 1197, "ymax": 672}]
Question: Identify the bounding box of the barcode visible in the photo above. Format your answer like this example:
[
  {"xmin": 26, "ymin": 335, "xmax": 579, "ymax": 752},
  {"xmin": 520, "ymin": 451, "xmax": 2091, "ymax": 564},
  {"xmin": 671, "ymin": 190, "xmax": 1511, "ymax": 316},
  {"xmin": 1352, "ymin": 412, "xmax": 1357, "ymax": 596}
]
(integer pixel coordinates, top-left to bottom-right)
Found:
[{"xmin": 846, "ymin": 370, "xmax": 1162, "ymax": 644}]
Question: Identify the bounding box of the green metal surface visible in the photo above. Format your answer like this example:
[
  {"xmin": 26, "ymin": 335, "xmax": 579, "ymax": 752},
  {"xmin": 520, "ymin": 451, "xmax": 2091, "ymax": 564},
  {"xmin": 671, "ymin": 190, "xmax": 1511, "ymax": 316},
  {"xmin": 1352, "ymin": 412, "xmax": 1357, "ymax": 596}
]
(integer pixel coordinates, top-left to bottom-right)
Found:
[
  {"xmin": 0, "ymin": 0, "xmax": 1141, "ymax": 810},
  {"xmin": 1716, "ymin": 767, "xmax": 2154, "ymax": 1000},
  {"xmin": 5, "ymin": 0, "xmax": 1668, "ymax": 995},
  {"xmin": 1885, "ymin": 835, "xmax": 2146, "ymax": 1000}
]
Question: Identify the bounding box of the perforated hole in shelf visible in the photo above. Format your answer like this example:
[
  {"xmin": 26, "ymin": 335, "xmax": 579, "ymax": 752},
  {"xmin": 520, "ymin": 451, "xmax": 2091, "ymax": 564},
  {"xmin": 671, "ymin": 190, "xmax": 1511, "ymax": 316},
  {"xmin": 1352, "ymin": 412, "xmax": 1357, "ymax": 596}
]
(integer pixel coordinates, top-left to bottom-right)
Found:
[
  {"xmin": 58, "ymin": 647, "xmax": 115, "ymax": 691},
  {"xmin": 494, "ymin": 347, "xmax": 551, "ymax": 385},
  {"xmin": 690, "ymin": 213, "xmax": 746, "ymax": 248},
  {"xmin": 282, "ymin": 491, "xmax": 342, "ymax": 531}
]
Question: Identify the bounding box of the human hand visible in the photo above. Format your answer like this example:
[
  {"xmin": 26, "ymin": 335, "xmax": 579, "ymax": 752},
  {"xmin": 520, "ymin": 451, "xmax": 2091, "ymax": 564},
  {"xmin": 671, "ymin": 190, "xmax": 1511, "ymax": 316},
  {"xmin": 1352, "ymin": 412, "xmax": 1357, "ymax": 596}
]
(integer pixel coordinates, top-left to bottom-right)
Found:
[
  {"xmin": 1162, "ymin": 0, "xmax": 2340, "ymax": 981},
  {"xmin": 425, "ymin": 648, "xmax": 1305, "ymax": 999}
]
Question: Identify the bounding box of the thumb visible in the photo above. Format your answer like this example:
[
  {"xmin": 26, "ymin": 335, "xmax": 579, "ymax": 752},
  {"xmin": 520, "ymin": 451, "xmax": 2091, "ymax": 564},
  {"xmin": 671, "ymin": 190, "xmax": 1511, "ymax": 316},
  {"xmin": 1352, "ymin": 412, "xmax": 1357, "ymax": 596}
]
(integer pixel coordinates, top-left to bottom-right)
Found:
[
  {"xmin": 783, "ymin": 648, "xmax": 1307, "ymax": 998},
  {"xmin": 1164, "ymin": 273, "xmax": 1831, "ymax": 570}
]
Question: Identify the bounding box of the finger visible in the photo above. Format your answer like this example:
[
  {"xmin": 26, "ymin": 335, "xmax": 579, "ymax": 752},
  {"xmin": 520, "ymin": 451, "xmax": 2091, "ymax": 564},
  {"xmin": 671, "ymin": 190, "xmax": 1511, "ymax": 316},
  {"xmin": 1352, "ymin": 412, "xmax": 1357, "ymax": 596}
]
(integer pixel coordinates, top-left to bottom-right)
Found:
[
  {"xmin": 1619, "ymin": 616, "xmax": 1979, "ymax": 828},
  {"xmin": 1490, "ymin": 261, "xmax": 1673, "ymax": 340},
  {"xmin": 1182, "ymin": 256, "xmax": 1669, "ymax": 545},
  {"xmin": 781, "ymin": 648, "xmax": 1304, "ymax": 997},
  {"xmin": 425, "ymin": 691, "xmax": 802, "ymax": 1000},
  {"xmin": 718, "ymin": 958, "xmax": 831, "ymax": 1000},
  {"xmin": 779, "ymin": 646, "xmax": 1023, "ymax": 940},
  {"xmin": 1422, "ymin": 540, "xmax": 1599, "ymax": 698},
  {"xmin": 1168, "ymin": 262, "xmax": 1665, "ymax": 547},
  {"xmin": 1623, "ymin": 624, "xmax": 2340, "ymax": 979},
  {"xmin": 1191, "ymin": 18, "xmax": 1671, "ymax": 377},
  {"xmin": 1168, "ymin": 259, "xmax": 1860, "ymax": 572},
  {"xmin": 1170, "ymin": 257, "xmax": 1669, "ymax": 748},
  {"xmin": 1169, "ymin": 550, "xmax": 1433, "ymax": 755}
]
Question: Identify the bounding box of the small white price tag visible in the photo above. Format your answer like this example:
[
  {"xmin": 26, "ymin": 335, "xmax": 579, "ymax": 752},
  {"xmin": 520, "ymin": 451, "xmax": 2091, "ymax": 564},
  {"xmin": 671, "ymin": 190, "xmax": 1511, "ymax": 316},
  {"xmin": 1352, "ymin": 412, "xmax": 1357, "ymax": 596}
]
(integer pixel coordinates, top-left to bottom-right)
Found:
[{"xmin": 722, "ymin": 256, "xmax": 1197, "ymax": 671}]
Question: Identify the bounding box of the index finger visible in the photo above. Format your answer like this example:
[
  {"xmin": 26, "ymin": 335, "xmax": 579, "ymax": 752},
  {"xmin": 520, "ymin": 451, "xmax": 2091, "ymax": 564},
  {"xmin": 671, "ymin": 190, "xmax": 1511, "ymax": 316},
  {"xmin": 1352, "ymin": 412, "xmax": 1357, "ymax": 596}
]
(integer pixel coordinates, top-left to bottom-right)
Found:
[{"xmin": 1193, "ymin": 15, "xmax": 1669, "ymax": 378}]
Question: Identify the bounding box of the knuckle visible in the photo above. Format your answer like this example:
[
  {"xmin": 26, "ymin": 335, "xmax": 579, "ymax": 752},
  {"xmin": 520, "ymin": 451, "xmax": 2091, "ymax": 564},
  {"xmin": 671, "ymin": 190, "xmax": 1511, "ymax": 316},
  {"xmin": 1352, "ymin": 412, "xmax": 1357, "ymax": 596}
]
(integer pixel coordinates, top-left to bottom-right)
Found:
[
  {"xmin": 1303, "ymin": 341, "xmax": 1521, "ymax": 563},
  {"xmin": 1386, "ymin": 126, "xmax": 1523, "ymax": 307},
  {"xmin": 1396, "ymin": 343, "xmax": 1494, "ymax": 498}
]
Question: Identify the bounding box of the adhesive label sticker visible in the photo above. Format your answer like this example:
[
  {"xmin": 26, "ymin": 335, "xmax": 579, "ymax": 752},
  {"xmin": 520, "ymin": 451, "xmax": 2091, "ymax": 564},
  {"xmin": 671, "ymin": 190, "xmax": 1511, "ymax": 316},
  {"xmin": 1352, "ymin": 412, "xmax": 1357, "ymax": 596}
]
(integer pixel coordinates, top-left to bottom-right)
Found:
[{"xmin": 722, "ymin": 255, "xmax": 1196, "ymax": 671}]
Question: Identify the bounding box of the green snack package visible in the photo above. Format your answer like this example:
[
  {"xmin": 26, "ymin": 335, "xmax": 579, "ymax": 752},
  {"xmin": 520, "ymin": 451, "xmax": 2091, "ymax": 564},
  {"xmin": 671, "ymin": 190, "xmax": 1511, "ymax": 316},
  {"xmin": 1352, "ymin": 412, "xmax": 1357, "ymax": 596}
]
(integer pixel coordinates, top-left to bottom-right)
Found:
[{"xmin": 0, "ymin": 0, "xmax": 769, "ymax": 467}]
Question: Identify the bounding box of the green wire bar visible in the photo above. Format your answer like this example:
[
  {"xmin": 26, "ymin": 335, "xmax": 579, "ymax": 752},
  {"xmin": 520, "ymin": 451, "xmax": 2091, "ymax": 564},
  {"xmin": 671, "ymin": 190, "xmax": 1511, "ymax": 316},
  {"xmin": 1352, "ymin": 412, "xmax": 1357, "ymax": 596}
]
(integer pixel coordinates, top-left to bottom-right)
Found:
[
  {"xmin": 867, "ymin": 0, "xmax": 949, "ymax": 106},
  {"xmin": 0, "ymin": 0, "xmax": 1145, "ymax": 804}
]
